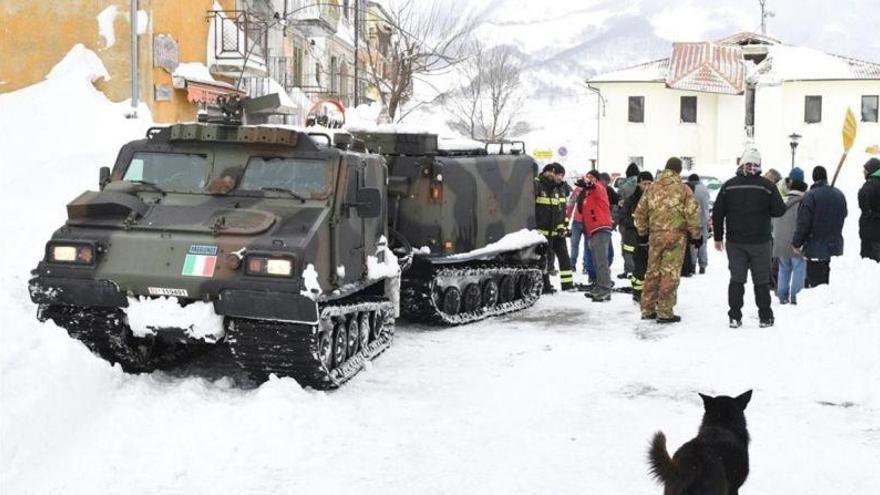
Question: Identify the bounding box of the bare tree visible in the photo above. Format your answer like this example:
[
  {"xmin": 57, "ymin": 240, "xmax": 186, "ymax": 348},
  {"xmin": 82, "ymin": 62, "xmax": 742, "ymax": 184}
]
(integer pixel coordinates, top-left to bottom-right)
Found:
[
  {"xmin": 447, "ymin": 41, "xmax": 529, "ymax": 141},
  {"xmin": 361, "ymin": 0, "xmax": 474, "ymax": 122}
]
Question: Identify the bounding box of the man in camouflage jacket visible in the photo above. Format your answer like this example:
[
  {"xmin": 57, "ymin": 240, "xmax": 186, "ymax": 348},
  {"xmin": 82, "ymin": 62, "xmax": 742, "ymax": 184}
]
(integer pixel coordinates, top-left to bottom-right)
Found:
[{"xmin": 634, "ymin": 157, "xmax": 702, "ymax": 323}]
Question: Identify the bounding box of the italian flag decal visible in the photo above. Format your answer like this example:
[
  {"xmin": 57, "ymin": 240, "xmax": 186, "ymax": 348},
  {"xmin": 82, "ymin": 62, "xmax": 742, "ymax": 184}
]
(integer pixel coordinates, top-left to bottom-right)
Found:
[{"xmin": 182, "ymin": 244, "xmax": 218, "ymax": 277}]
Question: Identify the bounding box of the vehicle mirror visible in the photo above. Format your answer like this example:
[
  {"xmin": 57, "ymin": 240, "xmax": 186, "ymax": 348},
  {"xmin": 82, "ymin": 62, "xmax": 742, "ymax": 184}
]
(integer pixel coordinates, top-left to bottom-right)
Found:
[
  {"xmin": 356, "ymin": 188, "xmax": 382, "ymax": 218},
  {"xmin": 99, "ymin": 167, "xmax": 111, "ymax": 190}
]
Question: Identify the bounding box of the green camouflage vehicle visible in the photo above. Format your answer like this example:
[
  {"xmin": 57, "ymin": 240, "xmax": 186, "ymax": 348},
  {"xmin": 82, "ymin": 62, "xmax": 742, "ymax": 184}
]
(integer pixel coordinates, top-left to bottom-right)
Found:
[
  {"xmin": 352, "ymin": 132, "xmax": 546, "ymax": 325},
  {"xmin": 29, "ymin": 102, "xmax": 545, "ymax": 388}
]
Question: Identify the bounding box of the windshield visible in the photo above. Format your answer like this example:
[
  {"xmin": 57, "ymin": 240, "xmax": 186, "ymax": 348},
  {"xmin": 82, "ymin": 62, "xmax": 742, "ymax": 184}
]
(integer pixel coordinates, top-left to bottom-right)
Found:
[
  {"xmin": 239, "ymin": 157, "xmax": 331, "ymax": 197},
  {"xmin": 123, "ymin": 152, "xmax": 208, "ymax": 190}
]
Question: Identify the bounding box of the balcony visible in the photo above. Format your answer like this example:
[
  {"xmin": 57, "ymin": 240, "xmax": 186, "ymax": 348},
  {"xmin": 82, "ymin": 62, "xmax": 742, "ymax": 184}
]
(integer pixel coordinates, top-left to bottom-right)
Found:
[
  {"xmin": 207, "ymin": 10, "xmax": 268, "ymax": 78},
  {"xmin": 287, "ymin": 3, "xmax": 340, "ymax": 37}
]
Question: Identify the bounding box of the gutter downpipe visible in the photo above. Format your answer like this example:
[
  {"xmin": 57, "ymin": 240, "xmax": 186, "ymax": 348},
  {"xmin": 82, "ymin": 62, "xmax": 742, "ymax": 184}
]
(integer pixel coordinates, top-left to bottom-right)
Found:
[
  {"xmin": 586, "ymin": 83, "xmax": 605, "ymax": 171},
  {"xmin": 129, "ymin": 0, "xmax": 139, "ymax": 118}
]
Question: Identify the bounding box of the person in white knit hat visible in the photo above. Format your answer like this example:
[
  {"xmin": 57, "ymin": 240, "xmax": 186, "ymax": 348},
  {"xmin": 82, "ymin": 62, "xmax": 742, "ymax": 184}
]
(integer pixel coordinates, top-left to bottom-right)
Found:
[{"xmin": 711, "ymin": 148, "xmax": 786, "ymax": 328}]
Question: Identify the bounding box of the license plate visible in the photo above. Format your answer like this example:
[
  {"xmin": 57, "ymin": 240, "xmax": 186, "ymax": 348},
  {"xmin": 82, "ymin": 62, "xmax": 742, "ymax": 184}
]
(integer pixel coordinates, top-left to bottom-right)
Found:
[{"xmin": 148, "ymin": 287, "xmax": 189, "ymax": 297}]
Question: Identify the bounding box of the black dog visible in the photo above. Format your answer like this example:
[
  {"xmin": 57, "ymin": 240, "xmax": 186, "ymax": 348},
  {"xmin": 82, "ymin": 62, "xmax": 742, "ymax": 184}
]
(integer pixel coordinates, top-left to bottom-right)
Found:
[{"xmin": 648, "ymin": 390, "xmax": 752, "ymax": 494}]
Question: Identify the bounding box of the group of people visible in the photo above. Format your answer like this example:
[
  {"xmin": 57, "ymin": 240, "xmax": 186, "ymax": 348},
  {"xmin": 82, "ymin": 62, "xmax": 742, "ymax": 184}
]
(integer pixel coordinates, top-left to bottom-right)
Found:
[{"xmin": 534, "ymin": 150, "xmax": 880, "ymax": 327}]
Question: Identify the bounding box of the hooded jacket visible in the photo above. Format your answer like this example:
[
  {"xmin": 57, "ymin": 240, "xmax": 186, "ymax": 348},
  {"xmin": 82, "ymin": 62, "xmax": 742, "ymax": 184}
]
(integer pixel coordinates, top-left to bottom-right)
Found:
[
  {"xmin": 792, "ymin": 181, "xmax": 848, "ymax": 258},
  {"xmin": 772, "ymin": 190, "xmax": 805, "ymax": 258},
  {"xmin": 858, "ymin": 162, "xmax": 880, "ymax": 243},
  {"xmin": 568, "ymin": 178, "xmax": 614, "ymax": 234}
]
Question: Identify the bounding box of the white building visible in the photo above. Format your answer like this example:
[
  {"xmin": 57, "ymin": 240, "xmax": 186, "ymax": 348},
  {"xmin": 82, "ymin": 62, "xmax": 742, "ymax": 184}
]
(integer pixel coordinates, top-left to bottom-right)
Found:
[{"xmin": 588, "ymin": 32, "xmax": 880, "ymax": 179}]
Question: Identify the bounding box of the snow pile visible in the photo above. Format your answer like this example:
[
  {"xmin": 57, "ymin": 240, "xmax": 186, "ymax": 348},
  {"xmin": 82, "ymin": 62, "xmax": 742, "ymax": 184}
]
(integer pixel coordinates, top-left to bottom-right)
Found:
[
  {"xmin": 172, "ymin": 62, "xmax": 217, "ymax": 85},
  {"xmin": 126, "ymin": 297, "xmax": 224, "ymax": 342},
  {"xmin": 45, "ymin": 43, "xmax": 110, "ymax": 82},
  {"xmin": 446, "ymin": 229, "xmax": 547, "ymax": 260},
  {"xmin": 367, "ymin": 236, "xmax": 400, "ymax": 280},
  {"xmin": 300, "ymin": 263, "xmax": 322, "ymax": 298},
  {"xmin": 96, "ymin": 5, "xmax": 118, "ymax": 48}
]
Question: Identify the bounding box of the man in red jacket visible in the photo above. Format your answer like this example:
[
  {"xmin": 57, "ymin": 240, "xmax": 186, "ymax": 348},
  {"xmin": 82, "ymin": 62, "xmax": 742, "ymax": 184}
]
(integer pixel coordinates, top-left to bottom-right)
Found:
[{"xmin": 570, "ymin": 170, "xmax": 614, "ymax": 301}]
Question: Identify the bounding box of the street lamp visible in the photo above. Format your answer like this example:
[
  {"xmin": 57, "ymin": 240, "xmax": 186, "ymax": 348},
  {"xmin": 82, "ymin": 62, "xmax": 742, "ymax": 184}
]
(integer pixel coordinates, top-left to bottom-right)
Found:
[{"xmin": 788, "ymin": 133, "xmax": 801, "ymax": 170}]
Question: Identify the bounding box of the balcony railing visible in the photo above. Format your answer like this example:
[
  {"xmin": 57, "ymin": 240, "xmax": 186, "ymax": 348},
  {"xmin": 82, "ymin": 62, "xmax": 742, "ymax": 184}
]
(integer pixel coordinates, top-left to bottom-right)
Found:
[
  {"xmin": 208, "ymin": 10, "xmax": 268, "ymax": 78},
  {"xmin": 287, "ymin": 3, "xmax": 340, "ymax": 37}
]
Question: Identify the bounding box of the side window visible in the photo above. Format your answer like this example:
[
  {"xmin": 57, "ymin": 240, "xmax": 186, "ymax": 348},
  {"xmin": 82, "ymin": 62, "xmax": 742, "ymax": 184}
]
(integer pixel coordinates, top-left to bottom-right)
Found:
[
  {"xmin": 805, "ymin": 95, "xmax": 822, "ymax": 124},
  {"xmin": 628, "ymin": 96, "xmax": 644, "ymax": 123},
  {"xmin": 680, "ymin": 96, "xmax": 697, "ymax": 123},
  {"xmin": 862, "ymin": 95, "xmax": 879, "ymax": 123}
]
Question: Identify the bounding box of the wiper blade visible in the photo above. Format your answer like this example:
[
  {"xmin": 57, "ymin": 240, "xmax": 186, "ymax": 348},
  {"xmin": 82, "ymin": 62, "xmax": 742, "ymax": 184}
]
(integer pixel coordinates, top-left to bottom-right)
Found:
[
  {"xmin": 260, "ymin": 187, "xmax": 306, "ymax": 202},
  {"xmin": 129, "ymin": 179, "xmax": 166, "ymax": 194}
]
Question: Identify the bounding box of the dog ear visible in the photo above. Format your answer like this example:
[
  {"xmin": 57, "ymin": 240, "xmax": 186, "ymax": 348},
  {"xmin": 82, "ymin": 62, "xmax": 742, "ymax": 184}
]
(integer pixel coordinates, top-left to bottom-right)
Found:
[
  {"xmin": 699, "ymin": 393, "xmax": 713, "ymax": 408},
  {"xmin": 735, "ymin": 390, "xmax": 753, "ymax": 409}
]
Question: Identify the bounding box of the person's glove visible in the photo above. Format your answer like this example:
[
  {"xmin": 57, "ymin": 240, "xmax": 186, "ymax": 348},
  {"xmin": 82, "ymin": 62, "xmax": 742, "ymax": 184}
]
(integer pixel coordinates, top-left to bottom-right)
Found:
[{"xmin": 690, "ymin": 236, "xmax": 703, "ymax": 248}]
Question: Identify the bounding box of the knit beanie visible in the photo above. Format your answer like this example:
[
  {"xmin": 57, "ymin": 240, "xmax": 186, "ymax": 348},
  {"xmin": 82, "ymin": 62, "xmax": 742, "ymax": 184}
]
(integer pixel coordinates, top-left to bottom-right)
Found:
[
  {"xmin": 625, "ymin": 162, "xmax": 640, "ymax": 177},
  {"xmin": 740, "ymin": 148, "xmax": 762, "ymax": 166},
  {"xmin": 812, "ymin": 165, "xmax": 828, "ymax": 182},
  {"xmin": 788, "ymin": 166, "xmax": 805, "ymax": 183},
  {"xmin": 864, "ymin": 158, "xmax": 880, "ymax": 175}
]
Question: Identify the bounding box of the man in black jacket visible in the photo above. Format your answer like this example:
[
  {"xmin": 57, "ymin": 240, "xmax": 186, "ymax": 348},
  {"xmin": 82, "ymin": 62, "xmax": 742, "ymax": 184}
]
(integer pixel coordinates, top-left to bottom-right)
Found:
[
  {"xmin": 713, "ymin": 149, "xmax": 786, "ymax": 328},
  {"xmin": 858, "ymin": 158, "xmax": 880, "ymax": 262},
  {"xmin": 536, "ymin": 163, "xmax": 573, "ymax": 292},
  {"xmin": 792, "ymin": 166, "xmax": 848, "ymax": 287}
]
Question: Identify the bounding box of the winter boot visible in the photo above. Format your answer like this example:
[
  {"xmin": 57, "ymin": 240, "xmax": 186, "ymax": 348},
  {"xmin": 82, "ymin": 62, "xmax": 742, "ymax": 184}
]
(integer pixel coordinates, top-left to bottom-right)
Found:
[
  {"xmin": 759, "ymin": 317, "xmax": 775, "ymax": 328},
  {"xmin": 640, "ymin": 312, "xmax": 657, "ymax": 320},
  {"xmin": 656, "ymin": 315, "xmax": 682, "ymax": 324},
  {"xmin": 729, "ymin": 318, "xmax": 742, "ymax": 329}
]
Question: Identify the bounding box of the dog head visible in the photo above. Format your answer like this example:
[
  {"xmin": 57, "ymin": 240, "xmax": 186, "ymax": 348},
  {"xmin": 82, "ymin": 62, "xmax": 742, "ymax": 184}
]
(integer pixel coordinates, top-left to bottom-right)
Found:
[{"xmin": 698, "ymin": 390, "xmax": 752, "ymax": 437}]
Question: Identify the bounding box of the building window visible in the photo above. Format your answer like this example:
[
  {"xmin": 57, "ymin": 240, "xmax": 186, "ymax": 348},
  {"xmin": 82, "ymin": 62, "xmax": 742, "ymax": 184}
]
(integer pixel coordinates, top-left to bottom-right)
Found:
[
  {"xmin": 680, "ymin": 96, "xmax": 697, "ymax": 123},
  {"xmin": 330, "ymin": 56, "xmax": 338, "ymax": 93},
  {"xmin": 627, "ymin": 156, "xmax": 644, "ymax": 170},
  {"xmin": 805, "ymin": 95, "xmax": 822, "ymax": 123},
  {"xmin": 343, "ymin": 0, "xmax": 350, "ymax": 18},
  {"xmin": 681, "ymin": 157, "xmax": 695, "ymax": 171},
  {"xmin": 628, "ymin": 96, "xmax": 644, "ymax": 123},
  {"xmin": 862, "ymin": 95, "xmax": 879, "ymax": 123},
  {"xmin": 745, "ymin": 86, "xmax": 755, "ymax": 126}
]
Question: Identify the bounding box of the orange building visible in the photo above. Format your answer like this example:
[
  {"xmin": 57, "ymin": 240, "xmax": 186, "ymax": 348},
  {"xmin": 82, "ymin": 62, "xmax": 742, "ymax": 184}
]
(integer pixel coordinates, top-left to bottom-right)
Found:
[{"xmin": 0, "ymin": 0, "xmax": 246, "ymax": 123}]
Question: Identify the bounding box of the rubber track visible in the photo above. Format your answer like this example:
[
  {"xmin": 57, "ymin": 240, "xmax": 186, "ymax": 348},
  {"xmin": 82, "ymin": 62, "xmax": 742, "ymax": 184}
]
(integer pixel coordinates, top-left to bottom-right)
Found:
[
  {"xmin": 400, "ymin": 263, "xmax": 543, "ymax": 326},
  {"xmin": 225, "ymin": 297, "xmax": 394, "ymax": 390}
]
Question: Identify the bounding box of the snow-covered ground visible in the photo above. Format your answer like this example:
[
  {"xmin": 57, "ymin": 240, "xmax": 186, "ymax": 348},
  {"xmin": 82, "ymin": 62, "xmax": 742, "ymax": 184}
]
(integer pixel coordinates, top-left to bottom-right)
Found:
[{"xmin": 2, "ymin": 48, "xmax": 879, "ymax": 494}]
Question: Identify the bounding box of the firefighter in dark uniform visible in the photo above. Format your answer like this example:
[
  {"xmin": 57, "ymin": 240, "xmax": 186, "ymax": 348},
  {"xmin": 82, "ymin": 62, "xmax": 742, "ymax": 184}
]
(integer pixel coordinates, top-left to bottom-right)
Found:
[{"xmin": 536, "ymin": 163, "xmax": 574, "ymax": 292}]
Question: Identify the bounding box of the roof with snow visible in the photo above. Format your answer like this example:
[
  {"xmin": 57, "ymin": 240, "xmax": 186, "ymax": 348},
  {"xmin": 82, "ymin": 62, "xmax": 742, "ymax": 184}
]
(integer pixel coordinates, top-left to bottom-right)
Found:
[
  {"xmin": 589, "ymin": 33, "xmax": 880, "ymax": 89},
  {"xmin": 666, "ymin": 42, "xmax": 745, "ymax": 95}
]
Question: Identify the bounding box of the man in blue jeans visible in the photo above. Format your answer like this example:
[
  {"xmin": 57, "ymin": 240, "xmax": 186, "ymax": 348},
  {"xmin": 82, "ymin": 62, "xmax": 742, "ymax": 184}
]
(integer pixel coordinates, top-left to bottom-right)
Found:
[{"xmin": 568, "ymin": 176, "xmax": 613, "ymax": 281}]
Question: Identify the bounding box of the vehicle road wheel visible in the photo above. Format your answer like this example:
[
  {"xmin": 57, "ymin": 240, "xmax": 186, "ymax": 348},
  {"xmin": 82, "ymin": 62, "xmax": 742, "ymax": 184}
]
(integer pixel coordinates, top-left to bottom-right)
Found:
[
  {"xmin": 357, "ymin": 312, "xmax": 370, "ymax": 351},
  {"xmin": 317, "ymin": 319, "xmax": 334, "ymax": 370},
  {"xmin": 441, "ymin": 286, "xmax": 462, "ymax": 315},
  {"xmin": 462, "ymin": 283, "xmax": 482, "ymax": 313},
  {"xmin": 346, "ymin": 315, "xmax": 360, "ymax": 357},
  {"xmin": 498, "ymin": 275, "xmax": 515, "ymax": 303},
  {"xmin": 482, "ymin": 279, "xmax": 499, "ymax": 308},
  {"xmin": 370, "ymin": 310, "xmax": 385, "ymax": 341},
  {"xmin": 516, "ymin": 274, "xmax": 533, "ymax": 299},
  {"xmin": 332, "ymin": 319, "xmax": 347, "ymax": 367}
]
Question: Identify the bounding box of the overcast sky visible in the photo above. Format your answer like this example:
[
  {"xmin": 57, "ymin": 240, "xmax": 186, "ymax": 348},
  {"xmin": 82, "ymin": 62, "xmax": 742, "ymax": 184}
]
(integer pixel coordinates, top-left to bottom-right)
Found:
[{"xmin": 465, "ymin": 0, "xmax": 880, "ymax": 63}]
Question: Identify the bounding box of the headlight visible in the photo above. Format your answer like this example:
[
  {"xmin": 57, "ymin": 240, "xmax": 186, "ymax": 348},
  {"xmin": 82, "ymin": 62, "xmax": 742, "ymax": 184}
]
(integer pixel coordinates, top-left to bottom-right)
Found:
[
  {"xmin": 47, "ymin": 242, "xmax": 96, "ymax": 265},
  {"xmin": 245, "ymin": 255, "xmax": 294, "ymax": 277}
]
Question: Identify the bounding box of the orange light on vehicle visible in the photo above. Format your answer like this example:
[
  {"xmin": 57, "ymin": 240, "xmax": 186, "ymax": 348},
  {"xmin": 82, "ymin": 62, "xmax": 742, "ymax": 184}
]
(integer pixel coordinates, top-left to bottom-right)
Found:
[
  {"xmin": 430, "ymin": 184, "xmax": 442, "ymax": 202},
  {"xmin": 247, "ymin": 257, "xmax": 265, "ymax": 274},
  {"xmin": 443, "ymin": 240, "xmax": 455, "ymax": 253}
]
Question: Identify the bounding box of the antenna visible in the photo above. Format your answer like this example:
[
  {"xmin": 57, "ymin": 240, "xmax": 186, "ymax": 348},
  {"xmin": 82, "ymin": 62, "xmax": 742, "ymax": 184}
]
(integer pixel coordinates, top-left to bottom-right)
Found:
[{"xmin": 759, "ymin": 0, "xmax": 775, "ymax": 35}]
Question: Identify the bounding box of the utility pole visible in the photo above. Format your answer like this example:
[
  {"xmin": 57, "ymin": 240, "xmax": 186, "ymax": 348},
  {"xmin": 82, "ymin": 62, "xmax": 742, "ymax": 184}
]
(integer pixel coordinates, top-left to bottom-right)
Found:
[
  {"xmin": 759, "ymin": 0, "xmax": 774, "ymax": 35},
  {"xmin": 129, "ymin": 0, "xmax": 139, "ymax": 118},
  {"xmin": 353, "ymin": 0, "xmax": 359, "ymax": 107}
]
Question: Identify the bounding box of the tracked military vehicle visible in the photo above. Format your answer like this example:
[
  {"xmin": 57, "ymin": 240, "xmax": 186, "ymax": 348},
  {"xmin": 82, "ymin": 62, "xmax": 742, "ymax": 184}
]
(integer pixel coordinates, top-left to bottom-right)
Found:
[
  {"xmin": 351, "ymin": 132, "xmax": 546, "ymax": 325},
  {"xmin": 29, "ymin": 98, "xmax": 545, "ymax": 388}
]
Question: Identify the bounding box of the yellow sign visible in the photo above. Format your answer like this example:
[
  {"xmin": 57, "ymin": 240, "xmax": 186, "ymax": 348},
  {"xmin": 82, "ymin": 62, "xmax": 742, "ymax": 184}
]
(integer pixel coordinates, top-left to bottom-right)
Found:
[
  {"xmin": 867, "ymin": 144, "xmax": 880, "ymax": 155},
  {"xmin": 532, "ymin": 149, "xmax": 553, "ymax": 159},
  {"xmin": 843, "ymin": 107, "xmax": 858, "ymax": 152}
]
